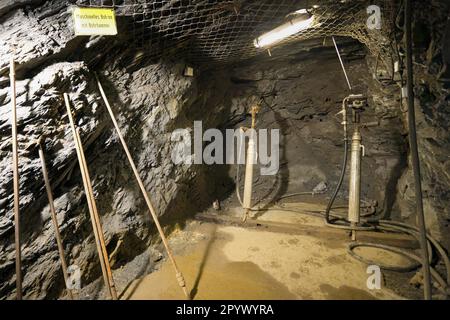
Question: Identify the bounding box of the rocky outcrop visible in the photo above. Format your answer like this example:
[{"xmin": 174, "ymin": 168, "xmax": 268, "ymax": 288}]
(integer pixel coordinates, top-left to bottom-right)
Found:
[
  {"xmin": 0, "ymin": 1, "xmax": 233, "ymax": 299},
  {"xmin": 0, "ymin": 57, "xmax": 233, "ymax": 299}
]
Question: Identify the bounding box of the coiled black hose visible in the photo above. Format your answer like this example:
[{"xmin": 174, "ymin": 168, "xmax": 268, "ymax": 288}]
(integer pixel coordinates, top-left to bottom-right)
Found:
[{"xmin": 251, "ymin": 205, "xmax": 449, "ymax": 297}]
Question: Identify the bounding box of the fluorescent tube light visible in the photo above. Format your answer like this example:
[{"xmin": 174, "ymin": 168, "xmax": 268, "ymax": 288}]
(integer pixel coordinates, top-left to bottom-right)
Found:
[{"xmin": 254, "ymin": 12, "xmax": 314, "ymax": 48}]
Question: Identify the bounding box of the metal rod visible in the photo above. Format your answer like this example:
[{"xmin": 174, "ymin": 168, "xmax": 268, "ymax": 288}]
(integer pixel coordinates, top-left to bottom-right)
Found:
[
  {"xmin": 38, "ymin": 141, "xmax": 74, "ymax": 300},
  {"xmin": 64, "ymin": 93, "xmax": 109, "ymax": 297},
  {"xmin": 74, "ymin": 131, "xmax": 112, "ymax": 300},
  {"xmin": 405, "ymin": 0, "xmax": 432, "ymax": 300},
  {"xmin": 332, "ymin": 36, "xmax": 352, "ymax": 91},
  {"xmin": 95, "ymin": 73, "xmax": 190, "ymax": 299},
  {"xmin": 348, "ymin": 126, "xmax": 362, "ymax": 242},
  {"xmin": 75, "ymin": 127, "xmax": 118, "ymax": 300},
  {"xmin": 63, "ymin": 93, "xmax": 117, "ymax": 300},
  {"xmin": 10, "ymin": 53, "xmax": 22, "ymax": 300},
  {"xmin": 242, "ymin": 105, "xmax": 259, "ymax": 222}
]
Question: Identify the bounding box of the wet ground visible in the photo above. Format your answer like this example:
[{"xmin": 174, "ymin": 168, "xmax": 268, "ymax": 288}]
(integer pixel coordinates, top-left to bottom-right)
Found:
[{"xmin": 121, "ymin": 202, "xmax": 410, "ymax": 300}]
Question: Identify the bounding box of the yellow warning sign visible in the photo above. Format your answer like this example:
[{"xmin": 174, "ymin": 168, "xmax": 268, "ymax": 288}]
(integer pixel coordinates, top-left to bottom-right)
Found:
[{"xmin": 72, "ymin": 7, "xmax": 117, "ymax": 36}]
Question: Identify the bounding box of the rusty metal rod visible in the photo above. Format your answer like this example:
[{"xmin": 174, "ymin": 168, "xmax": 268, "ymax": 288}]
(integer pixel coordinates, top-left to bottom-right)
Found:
[
  {"xmin": 63, "ymin": 93, "xmax": 117, "ymax": 300},
  {"xmin": 74, "ymin": 127, "xmax": 118, "ymax": 300},
  {"xmin": 38, "ymin": 141, "xmax": 74, "ymax": 300},
  {"xmin": 10, "ymin": 54, "xmax": 22, "ymax": 300},
  {"xmin": 95, "ymin": 73, "xmax": 190, "ymax": 299}
]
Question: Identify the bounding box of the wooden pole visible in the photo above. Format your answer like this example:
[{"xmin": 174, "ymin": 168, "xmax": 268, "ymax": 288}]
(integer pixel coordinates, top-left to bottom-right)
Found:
[
  {"xmin": 63, "ymin": 93, "xmax": 117, "ymax": 300},
  {"xmin": 10, "ymin": 53, "xmax": 22, "ymax": 300},
  {"xmin": 95, "ymin": 73, "xmax": 190, "ymax": 299},
  {"xmin": 38, "ymin": 141, "xmax": 74, "ymax": 300}
]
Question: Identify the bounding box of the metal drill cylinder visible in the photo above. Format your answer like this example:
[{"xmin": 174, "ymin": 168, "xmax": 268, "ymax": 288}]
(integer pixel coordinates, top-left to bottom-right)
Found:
[
  {"xmin": 243, "ymin": 131, "xmax": 256, "ymax": 210},
  {"xmin": 348, "ymin": 129, "xmax": 362, "ymax": 224}
]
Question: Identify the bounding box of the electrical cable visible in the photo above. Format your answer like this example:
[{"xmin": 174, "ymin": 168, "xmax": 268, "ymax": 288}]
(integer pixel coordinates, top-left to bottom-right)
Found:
[
  {"xmin": 404, "ymin": 0, "xmax": 433, "ymax": 300},
  {"xmin": 378, "ymin": 220, "xmax": 450, "ymax": 286},
  {"xmin": 324, "ymin": 136, "xmax": 348, "ymax": 225},
  {"xmin": 347, "ymin": 242, "xmax": 447, "ymax": 294}
]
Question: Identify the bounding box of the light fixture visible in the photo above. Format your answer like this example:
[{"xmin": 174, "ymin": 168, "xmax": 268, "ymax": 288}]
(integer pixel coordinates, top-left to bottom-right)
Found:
[{"xmin": 253, "ymin": 9, "xmax": 314, "ymax": 48}]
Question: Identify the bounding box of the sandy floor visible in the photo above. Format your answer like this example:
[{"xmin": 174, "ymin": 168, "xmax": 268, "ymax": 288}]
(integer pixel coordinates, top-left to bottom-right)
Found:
[{"xmin": 121, "ymin": 203, "xmax": 410, "ymax": 300}]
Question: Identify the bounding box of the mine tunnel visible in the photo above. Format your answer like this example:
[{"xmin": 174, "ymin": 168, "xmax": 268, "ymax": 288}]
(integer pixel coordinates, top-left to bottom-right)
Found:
[{"xmin": 0, "ymin": 0, "xmax": 450, "ymax": 302}]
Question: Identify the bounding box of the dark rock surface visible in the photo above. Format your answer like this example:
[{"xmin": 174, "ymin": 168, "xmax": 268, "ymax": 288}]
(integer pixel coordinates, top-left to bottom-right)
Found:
[
  {"xmin": 372, "ymin": 1, "xmax": 450, "ymax": 249},
  {"xmin": 0, "ymin": 1, "xmax": 232, "ymax": 299},
  {"xmin": 222, "ymin": 48, "xmax": 407, "ymax": 222}
]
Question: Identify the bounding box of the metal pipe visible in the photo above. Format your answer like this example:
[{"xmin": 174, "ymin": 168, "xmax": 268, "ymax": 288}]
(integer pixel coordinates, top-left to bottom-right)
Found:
[
  {"xmin": 348, "ymin": 126, "xmax": 362, "ymax": 241},
  {"xmin": 332, "ymin": 36, "xmax": 352, "ymax": 91},
  {"xmin": 38, "ymin": 141, "xmax": 74, "ymax": 300},
  {"xmin": 242, "ymin": 131, "xmax": 256, "ymax": 215},
  {"xmin": 235, "ymin": 128, "xmax": 245, "ymax": 207},
  {"xmin": 242, "ymin": 106, "xmax": 259, "ymax": 222},
  {"xmin": 63, "ymin": 93, "xmax": 117, "ymax": 300},
  {"xmin": 405, "ymin": 0, "xmax": 432, "ymax": 300},
  {"xmin": 10, "ymin": 53, "xmax": 22, "ymax": 300},
  {"xmin": 95, "ymin": 74, "xmax": 190, "ymax": 299}
]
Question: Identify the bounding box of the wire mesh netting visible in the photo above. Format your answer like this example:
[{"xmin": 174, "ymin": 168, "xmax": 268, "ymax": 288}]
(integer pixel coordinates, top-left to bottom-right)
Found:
[{"xmin": 79, "ymin": 0, "xmax": 398, "ymax": 67}]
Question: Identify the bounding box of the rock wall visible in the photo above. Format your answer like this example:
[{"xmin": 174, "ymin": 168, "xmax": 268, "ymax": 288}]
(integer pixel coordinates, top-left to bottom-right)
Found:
[
  {"xmin": 404, "ymin": 0, "xmax": 450, "ymax": 249},
  {"xmin": 363, "ymin": 0, "xmax": 450, "ymax": 249},
  {"xmin": 220, "ymin": 45, "xmax": 407, "ymax": 221},
  {"xmin": 0, "ymin": 0, "xmax": 232, "ymax": 299}
]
